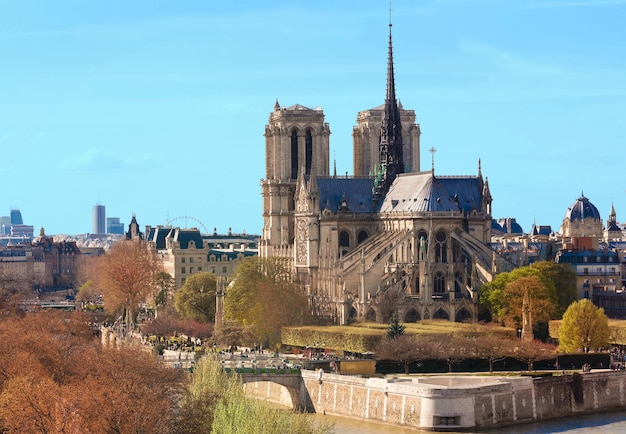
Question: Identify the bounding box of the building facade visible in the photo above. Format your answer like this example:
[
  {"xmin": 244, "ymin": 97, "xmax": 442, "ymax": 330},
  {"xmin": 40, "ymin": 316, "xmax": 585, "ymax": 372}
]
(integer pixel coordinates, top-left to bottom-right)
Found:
[
  {"xmin": 260, "ymin": 23, "xmax": 509, "ymax": 325},
  {"xmin": 146, "ymin": 225, "xmax": 257, "ymax": 288}
]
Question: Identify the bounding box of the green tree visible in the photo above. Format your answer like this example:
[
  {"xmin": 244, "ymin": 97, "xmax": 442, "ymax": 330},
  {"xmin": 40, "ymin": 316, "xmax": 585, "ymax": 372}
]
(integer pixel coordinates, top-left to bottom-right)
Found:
[
  {"xmin": 386, "ymin": 312, "xmax": 405, "ymax": 339},
  {"xmin": 174, "ymin": 272, "xmax": 217, "ymax": 323},
  {"xmin": 179, "ymin": 355, "xmax": 332, "ymax": 434},
  {"xmin": 481, "ymin": 265, "xmax": 557, "ymax": 332},
  {"xmin": 558, "ymin": 299, "xmax": 610, "ymax": 353},
  {"xmin": 530, "ymin": 261, "xmax": 578, "ymax": 317},
  {"xmin": 225, "ymin": 257, "xmax": 312, "ymax": 347}
]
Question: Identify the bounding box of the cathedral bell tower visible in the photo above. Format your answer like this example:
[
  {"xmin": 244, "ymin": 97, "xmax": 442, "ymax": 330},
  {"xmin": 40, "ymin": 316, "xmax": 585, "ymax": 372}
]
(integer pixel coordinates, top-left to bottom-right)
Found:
[{"xmin": 260, "ymin": 101, "xmax": 330, "ymax": 258}]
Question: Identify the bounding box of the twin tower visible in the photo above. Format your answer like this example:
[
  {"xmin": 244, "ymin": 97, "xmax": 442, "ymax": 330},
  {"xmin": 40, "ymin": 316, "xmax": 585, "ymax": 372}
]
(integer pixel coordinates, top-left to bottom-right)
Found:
[{"xmin": 261, "ymin": 24, "xmax": 421, "ymax": 258}]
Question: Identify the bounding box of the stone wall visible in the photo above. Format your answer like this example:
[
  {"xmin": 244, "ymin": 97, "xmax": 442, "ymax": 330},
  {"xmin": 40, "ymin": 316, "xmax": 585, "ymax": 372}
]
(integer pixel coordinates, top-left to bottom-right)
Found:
[{"xmin": 245, "ymin": 370, "xmax": 626, "ymax": 431}]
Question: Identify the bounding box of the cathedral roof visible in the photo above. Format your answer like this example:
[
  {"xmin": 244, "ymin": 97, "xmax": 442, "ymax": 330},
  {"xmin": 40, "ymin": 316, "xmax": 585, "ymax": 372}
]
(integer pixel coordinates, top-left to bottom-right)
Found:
[
  {"xmin": 285, "ymin": 104, "xmax": 315, "ymax": 111},
  {"xmin": 316, "ymin": 178, "xmax": 376, "ymax": 213},
  {"xmin": 378, "ymin": 172, "xmax": 483, "ymax": 213},
  {"xmin": 564, "ymin": 194, "xmax": 601, "ymax": 222}
]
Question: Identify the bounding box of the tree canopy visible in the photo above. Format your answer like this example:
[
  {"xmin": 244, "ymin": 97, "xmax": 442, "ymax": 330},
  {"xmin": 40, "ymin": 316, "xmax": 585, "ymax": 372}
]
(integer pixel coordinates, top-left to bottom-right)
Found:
[
  {"xmin": 376, "ymin": 334, "xmax": 439, "ymax": 374},
  {"xmin": 224, "ymin": 257, "xmax": 312, "ymax": 347},
  {"xmin": 0, "ymin": 312, "xmax": 184, "ymax": 433},
  {"xmin": 480, "ymin": 263, "xmax": 559, "ymax": 331},
  {"xmin": 98, "ymin": 239, "xmax": 161, "ymax": 333},
  {"xmin": 558, "ymin": 299, "xmax": 610, "ymax": 353},
  {"xmin": 174, "ymin": 272, "xmax": 217, "ymax": 323},
  {"xmin": 529, "ymin": 261, "xmax": 578, "ymax": 316}
]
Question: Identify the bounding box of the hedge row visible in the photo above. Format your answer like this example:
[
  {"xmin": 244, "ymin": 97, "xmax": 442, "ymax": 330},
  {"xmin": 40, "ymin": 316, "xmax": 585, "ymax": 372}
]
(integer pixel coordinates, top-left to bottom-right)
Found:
[
  {"xmin": 283, "ymin": 322, "xmax": 517, "ymax": 353},
  {"xmin": 281, "ymin": 326, "xmax": 384, "ymax": 353}
]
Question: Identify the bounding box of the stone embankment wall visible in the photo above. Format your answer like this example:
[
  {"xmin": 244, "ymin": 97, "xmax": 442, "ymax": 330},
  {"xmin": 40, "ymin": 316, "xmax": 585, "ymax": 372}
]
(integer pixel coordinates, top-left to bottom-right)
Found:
[{"xmin": 244, "ymin": 370, "xmax": 626, "ymax": 431}]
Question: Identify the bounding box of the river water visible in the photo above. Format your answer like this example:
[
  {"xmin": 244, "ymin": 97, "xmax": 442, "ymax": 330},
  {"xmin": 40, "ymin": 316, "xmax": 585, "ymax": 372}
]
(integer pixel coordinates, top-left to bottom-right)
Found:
[{"xmin": 311, "ymin": 410, "xmax": 626, "ymax": 433}]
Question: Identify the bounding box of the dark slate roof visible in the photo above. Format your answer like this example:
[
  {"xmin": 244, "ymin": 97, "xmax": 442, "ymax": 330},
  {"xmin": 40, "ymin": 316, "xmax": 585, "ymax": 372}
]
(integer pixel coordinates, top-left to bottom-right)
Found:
[
  {"xmin": 286, "ymin": 104, "xmax": 314, "ymax": 111},
  {"xmin": 565, "ymin": 194, "xmax": 601, "ymax": 222},
  {"xmin": 316, "ymin": 178, "xmax": 376, "ymax": 213},
  {"xmin": 379, "ymin": 172, "xmax": 483, "ymax": 213},
  {"xmin": 501, "ymin": 218, "xmax": 524, "ymax": 235},
  {"xmin": 557, "ymin": 249, "xmax": 619, "ymax": 264},
  {"xmin": 208, "ymin": 249, "xmax": 257, "ymax": 260},
  {"xmin": 173, "ymin": 229, "xmax": 204, "ymax": 249},
  {"xmin": 531, "ymin": 225, "xmax": 552, "ymax": 236},
  {"xmin": 492, "ymin": 219, "xmax": 505, "ymax": 233},
  {"xmin": 607, "ymin": 220, "xmax": 622, "ymax": 232},
  {"xmin": 148, "ymin": 227, "xmax": 175, "ymax": 250}
]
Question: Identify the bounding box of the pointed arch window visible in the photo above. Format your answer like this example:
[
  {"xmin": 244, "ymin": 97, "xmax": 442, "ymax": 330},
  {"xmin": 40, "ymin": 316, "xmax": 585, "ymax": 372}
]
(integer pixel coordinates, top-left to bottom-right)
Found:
[
  {"xmin": 435, "ymin": 230, "xmax": 447, "ymax": 263},
  {"xmin": 417, "ymin": 230, "xmax": 428, "ymax": 261},
  {"xmin": 339, "ymin": 230, "xmax": 350, "ymax": 257},
  {"xmin": 305, "ymin": 129, "xmax": 313, "ymax": 176},
  {"xmin": 434, "ymin": 272, "xmax": 445, "ymax": 293},
  {"xmin": 290, "ymin": 130, "xmax": 298, "ymax": 179}
]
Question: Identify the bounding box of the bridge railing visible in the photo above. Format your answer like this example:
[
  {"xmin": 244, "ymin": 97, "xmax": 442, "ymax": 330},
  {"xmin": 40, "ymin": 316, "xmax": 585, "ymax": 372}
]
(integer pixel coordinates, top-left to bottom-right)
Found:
[{"xmin": 225, "ymin": 367, "xmax": 301, "ymax": 375}]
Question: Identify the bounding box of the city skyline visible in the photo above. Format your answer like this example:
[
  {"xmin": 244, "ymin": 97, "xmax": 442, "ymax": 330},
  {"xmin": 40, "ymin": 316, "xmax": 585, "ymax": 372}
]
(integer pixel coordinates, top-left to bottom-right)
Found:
[{"xmin": 1, "ymin": 1, "xmax": 625, "ymax": 235}]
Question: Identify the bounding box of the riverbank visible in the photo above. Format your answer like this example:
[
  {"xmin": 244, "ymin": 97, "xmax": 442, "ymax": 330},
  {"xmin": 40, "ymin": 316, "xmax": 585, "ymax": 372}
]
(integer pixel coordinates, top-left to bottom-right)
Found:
[{"xmin": 246, "ymin": 369, "xmax": 626, "ymax": 431}]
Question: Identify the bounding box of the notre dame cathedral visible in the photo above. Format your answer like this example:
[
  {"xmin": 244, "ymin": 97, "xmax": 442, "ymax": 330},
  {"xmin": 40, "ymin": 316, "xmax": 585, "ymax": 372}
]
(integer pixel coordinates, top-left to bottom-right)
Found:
[{"xmin": 260, "ymin": 23, "xmax": 510, "ymax": 325}]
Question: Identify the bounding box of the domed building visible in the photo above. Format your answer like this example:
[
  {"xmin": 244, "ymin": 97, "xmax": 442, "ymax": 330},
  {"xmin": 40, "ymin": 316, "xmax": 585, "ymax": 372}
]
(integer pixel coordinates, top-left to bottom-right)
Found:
[{"xmin": 561, "ymin": 194, "xmax": 603, "ymax": 244}]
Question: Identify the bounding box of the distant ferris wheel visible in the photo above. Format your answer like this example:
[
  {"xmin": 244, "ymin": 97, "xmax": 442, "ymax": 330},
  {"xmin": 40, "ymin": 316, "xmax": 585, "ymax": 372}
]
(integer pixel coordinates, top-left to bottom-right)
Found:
[{"xmin": 165, "ymin": 216, "xmax": 209, "ymax": 234}]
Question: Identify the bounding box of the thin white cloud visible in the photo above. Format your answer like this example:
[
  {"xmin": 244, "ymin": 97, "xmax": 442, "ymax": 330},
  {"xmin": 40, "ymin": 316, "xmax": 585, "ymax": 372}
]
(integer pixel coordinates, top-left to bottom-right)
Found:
[
  {"xmin": 457, "ymin": 39, "xmax": 563, "ymax": 77},
  {"xmin": 63, "ymin": 148, "xmax": 159, "ymax": 172}
]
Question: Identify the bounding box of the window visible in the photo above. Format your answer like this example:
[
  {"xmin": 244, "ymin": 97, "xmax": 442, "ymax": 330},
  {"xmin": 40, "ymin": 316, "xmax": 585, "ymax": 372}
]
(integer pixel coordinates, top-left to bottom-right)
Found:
[
  {"xmin": 305, "ymin": 129, "xmax": 313, "ymax": 176},
  {"xmin": 181, "ymin": 257, "xmax": 186, "ymax": 263},
  {"xmin": 434, "ymin": 272, "xmax": 445, "ymax": 293},
  {"xmin": 435, "ymin": 230, "xmax": 447, "ymax": 263},
  {"xmin": 198, "ymin": 256, "xmax": 203, "ymax": 263},
  {"xmin": 198, "ymin": 267, "xmax": 202, "ymax": 271},
  {"xmin": 339, "ymin": 231, "xmax": 350, "ymax": 257},
  {"xmin": 190, "ymin": 257, "xmax": 194, "ymax": 263},
  {"xmin": 222, "ymin": 266, "xmax": 227, "ymax": 273},
  {"xmin": 291, "ymin": 130, "xmax": 298, "ymax": 179},
  {"xmin": 190, "ymin": 267, "xmax": 194, "ymax": 274},
  {"xmin": 181, "ymin": 267, "xmax": 186, "ymax": 274}
]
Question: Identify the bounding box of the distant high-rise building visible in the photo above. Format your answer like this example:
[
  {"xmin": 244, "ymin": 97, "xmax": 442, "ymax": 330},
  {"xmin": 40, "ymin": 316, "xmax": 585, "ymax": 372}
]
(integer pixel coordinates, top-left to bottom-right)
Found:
[
  {"xmin": 92, "ymin": 204, "xmax": 106, "ymax": 235},
  {"xmin": 107, "ymin": 217, "xmax": 125, "ymax": 235},
  {"xmin": 10, "ymin": 209, "xmax": 23, "ymax": 225},
  {"xmin": 0, "ymin": 216, "xmax": 10, "ymax": 235}
]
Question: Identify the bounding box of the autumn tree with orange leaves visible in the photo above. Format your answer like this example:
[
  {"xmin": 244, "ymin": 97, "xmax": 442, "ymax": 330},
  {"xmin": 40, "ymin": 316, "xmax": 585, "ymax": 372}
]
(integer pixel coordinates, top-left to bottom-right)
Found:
[
  {"xmin": 98, "ymin": 239, "xmax": 162, "ymax": 334},
  {"xmin": 0, "ymin": 311, "xmax": 184, "ymax": 433}
]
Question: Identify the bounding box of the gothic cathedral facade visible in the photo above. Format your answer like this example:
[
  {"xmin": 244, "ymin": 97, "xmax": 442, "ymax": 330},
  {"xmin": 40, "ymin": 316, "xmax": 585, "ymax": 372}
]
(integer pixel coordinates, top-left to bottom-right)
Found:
[{"xmin": 260, "ymin": 24, "xmax": 506, "ymax": 325}]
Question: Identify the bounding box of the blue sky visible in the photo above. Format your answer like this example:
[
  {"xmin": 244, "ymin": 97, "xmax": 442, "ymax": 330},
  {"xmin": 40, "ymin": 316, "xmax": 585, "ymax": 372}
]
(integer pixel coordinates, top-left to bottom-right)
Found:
[{"xmin": 1, "ymin": 0, "xmax": 625, "ymax": 236}]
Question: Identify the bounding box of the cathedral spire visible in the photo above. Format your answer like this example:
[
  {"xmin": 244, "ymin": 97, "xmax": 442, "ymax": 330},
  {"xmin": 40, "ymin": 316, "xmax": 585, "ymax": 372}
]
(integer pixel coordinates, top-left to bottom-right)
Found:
[{"xmin": 375, "ymin": 13, "xmax": 404, "ymax": 200}]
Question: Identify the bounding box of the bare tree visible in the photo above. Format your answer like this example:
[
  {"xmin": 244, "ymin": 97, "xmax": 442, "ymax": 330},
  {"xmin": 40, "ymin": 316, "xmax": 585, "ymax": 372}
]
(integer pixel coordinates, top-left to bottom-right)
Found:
[
  {"xmin": 376, "ymin": 334, "xmax": 440, "ymax": 374},
  {"xmin": 512, "ymin": 339, "xmax": 556, "ymax": 371},
  {"xmin": 472, "ymin": 334, "xmax": 516, "ymax": 373}
]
